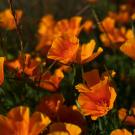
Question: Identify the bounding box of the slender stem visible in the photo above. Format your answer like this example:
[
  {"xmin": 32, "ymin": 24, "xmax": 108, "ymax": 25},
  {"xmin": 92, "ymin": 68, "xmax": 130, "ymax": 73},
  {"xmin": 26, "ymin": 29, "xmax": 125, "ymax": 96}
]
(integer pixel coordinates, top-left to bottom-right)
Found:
[
  {"xmin": 42, "ymin": 61, "xmax": 57, "ymax": 76},
  {"xmin": 81, "ymin": 65, "xmax": 85, "ymax": 83},
  {"xmin": 8, "ymin": 0, "xmax": 24, "ymax": 52},
  {"xmin": 37, "ymin": 60, "xmax": 57, "ymax": 86},
  {"xmin": 76, "ymin": 4, "xmax": 90, "ymax": 16},
  {"xmin": 8, "ymin": 0, "xmax": 26, "ymax": 73},
  {"xmin": 98, "ymin": 118, "xmax": 103, "ymax": 131},
  {"xmin": 132, "ymin": 21, "xmax": 135, "ymax": 37},
  {"xmin": 104, "ymin": 64, "xmax": 118, "ymax": 93}
]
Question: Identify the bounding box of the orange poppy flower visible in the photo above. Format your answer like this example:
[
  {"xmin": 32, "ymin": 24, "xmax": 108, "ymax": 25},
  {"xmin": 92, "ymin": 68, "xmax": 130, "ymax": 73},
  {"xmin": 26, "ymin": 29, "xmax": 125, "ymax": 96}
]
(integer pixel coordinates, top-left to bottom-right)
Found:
[
  {"xmin": 75, "ymin": 69, "xmax": 116, "ymax": 120},
  {"xmin": 35, "ymin": 66, "xmax": 69, "ymax": 91},
  {"xmin": 75, "ymin": 39, "xmax": 103, "ymax": 64},
  {"xmin": 0, "ymin": 106, "xmax": 51, "ymax": 135},
  {"xmin": 48, "ymin": 122, "xmax": 81, "ymax": 135},
  {"xmin": 36, "ymin": 16, "xmax": 91, "ymax": 53},
  {"xmin": 110, "ymin": 129, "xmax": 132, "ymax": 135},
  {"xmin": 118, "ymin": 108, "xmax": 135, "ymax": 126},
  {"xmin": 0, "ymin": 57, "xmax": 4, "ymax": 85},
  {"xmin": 100, "ymin": 29, "xmax": 126, "ymax": 47},
  {"xmin": 100, "ymin": 17, "xmax": 126, "ymax": 47},
  {"xmin": 54, "ymin": 16, "xmax": 82, "ymax": 36},
  {"xmin": 47, "ymin": 35, "xmax": 79, "ymax": 64},
  {"xmin": 120, "ymin": 38, "xmax": 135, "ymax": 60},
  {"xmin": 100, "ymin": 17, "xmax": 115, "ymax": 33},
  {"xmin": 6, "ymin": 53, "xmax": 41, "ymax": 76},
  {"xmin": 0, "ymin": 9, "xmax": 22, "ymax": 30}
]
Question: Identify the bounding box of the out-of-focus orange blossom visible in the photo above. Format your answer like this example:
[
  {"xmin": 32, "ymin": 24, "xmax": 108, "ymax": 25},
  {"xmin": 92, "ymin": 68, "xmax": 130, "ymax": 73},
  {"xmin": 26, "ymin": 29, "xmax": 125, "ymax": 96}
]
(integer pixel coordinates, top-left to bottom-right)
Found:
[{"xmin": 0, "ymin": 9, "xmax": 22, "ymax": 30}]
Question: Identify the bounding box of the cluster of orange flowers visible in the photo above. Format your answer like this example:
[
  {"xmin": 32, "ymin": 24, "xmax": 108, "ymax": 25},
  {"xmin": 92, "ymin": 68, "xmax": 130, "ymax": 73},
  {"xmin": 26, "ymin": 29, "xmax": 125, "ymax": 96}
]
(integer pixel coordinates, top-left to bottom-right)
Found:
[
  {"xmin": 0, "ymin": 2, "xmax": 135, "ymax": 134},
  {"xmin": 100, "ymin": 4, "xmax": 135, "ymax": 60}
]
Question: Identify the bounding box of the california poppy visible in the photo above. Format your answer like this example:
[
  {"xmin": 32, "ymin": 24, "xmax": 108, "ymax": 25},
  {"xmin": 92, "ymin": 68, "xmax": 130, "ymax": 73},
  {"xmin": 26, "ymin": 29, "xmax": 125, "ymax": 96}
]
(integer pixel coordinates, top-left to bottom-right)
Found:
[
  {"xmin": 76, "ymin": 69, "xmax": 116, "ymax": 120},
  {"xmin": 0, "ymin": 106, "xmax": 51, "ymax": 135},
  {"xmin": 47, "ymin": 35, "xmax": 79, "ymax": 64},
  {"xmin": 36, "ymin": 16, "xmax": 94, "ymax": 55},
  {"xmin": 100, "ymin": 17, "xmax": 115, "ymax": 33},
  {"xmin": 35, "ymin": 66, "xmax": 70, "ymax": 91}
]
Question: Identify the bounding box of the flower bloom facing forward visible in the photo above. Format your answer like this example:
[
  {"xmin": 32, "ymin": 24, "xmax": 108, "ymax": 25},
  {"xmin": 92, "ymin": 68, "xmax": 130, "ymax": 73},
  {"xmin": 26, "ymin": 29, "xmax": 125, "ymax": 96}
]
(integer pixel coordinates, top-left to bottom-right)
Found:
[
  {"xmin": 76, "ymin": 69, "xmax": 116, "ymax": 120},
  {"xmin": 0, "ymin": 57, "xmax": 4, "ymax": 85},
  {"xmin": 0, "ymin": 9, "xmax": 22, "ymax": 30},
  {"xmin": 47, "ymin": 35, "xmax": 79, "ymax": 64},
  {"xmin": 0, "ymin": 106, "xmax": 51, "ymax": 135},
  {"xmin": 110, "ymin": 129, "xmax": 132, "ymax": 135}
]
